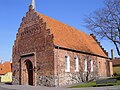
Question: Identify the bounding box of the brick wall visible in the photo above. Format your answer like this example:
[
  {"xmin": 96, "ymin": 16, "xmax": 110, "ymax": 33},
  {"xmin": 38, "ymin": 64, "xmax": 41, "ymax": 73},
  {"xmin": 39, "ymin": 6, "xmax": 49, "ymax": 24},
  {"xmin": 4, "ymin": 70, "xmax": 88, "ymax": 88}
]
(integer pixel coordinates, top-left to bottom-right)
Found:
[
  {"xmin": 97, "ymin": 57, "xmax": 111, "ymax": 78},
  {"xmin": 54, "ymin": 48, "xmax": 110, "ymax": 86},
  {"xmin": 12, "ymin": 9, "xmax": 55, "ymax": 86}
]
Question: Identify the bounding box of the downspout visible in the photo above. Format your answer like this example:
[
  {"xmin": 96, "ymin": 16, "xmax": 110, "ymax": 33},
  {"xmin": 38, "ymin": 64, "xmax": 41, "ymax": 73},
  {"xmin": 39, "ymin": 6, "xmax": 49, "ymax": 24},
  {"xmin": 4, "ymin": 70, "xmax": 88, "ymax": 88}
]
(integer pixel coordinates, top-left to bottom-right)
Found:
[
  {"xmin": 96, "ymin": 56, "xmax": 99, "ymax": 79},
  {"xmin": 56, "ymin": 46, "xmax": 59, "ymax": 87}
]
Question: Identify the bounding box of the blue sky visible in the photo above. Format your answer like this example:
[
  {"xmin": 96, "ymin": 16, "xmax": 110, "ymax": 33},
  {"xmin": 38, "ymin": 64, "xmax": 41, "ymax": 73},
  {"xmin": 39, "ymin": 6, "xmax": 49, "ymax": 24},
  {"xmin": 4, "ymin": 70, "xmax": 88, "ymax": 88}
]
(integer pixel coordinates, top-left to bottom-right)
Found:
[{"xmin": 0, "ymin": 0, "xmax": 118, "ymax": 61}]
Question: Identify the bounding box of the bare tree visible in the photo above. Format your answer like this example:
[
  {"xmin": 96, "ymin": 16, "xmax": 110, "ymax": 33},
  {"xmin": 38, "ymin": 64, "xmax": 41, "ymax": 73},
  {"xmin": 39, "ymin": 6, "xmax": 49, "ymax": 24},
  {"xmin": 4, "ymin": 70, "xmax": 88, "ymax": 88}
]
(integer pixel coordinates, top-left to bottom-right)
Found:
[{"xmin": 85, "ymin": 0, "xmax": 120, "ymax": 56}]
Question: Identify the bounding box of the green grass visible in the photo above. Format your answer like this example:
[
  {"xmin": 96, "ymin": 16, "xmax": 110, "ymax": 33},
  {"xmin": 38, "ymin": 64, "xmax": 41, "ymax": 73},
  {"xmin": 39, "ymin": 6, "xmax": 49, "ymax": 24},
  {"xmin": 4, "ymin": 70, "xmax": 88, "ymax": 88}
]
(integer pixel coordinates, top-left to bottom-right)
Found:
[
  {"xmin": 117, "ymin": 80, "xmax": 120, "ymax": 85},
  {"xmin": 69, "ymin": 76, "xmax": 120, "ymax": 88},
  {"xmin": 111, "ymin": 76, "xmax": 120, "ymax": 80},
  {"xmin": 70, "ymin": 81, "xmax": 96, "ymax": 88}
]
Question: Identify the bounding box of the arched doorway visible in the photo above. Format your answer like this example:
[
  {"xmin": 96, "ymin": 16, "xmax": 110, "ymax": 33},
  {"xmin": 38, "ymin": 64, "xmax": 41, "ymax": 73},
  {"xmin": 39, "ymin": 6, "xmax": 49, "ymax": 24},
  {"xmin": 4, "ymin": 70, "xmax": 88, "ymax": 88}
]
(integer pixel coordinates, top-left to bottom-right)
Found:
[{"xmin": 25, "ymin": 60, "xmax": 33, "ymax": 85}]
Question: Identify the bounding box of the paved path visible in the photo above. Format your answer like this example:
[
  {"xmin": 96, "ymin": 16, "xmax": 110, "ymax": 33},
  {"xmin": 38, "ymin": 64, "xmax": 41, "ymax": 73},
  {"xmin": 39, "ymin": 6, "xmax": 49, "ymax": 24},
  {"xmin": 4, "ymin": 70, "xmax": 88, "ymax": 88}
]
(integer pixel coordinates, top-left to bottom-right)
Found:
[
  {"xmin": 0, "ymin": 86, "xmax": 15, "ymax": 90},
  {"xmin": 0, "ymin": 85, "xmax": 120, "ymax": 90}
]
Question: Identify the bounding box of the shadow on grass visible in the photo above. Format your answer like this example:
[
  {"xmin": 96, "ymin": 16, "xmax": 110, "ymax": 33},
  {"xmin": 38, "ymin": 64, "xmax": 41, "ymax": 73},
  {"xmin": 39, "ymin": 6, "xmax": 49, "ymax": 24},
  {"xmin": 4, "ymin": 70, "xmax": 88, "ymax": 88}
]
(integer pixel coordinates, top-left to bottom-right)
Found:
[
  {"xmin": 92, "ymin": 84, "xmax": 114, "ymax": 87},
  {"xmin": 5, "ymin": 82, "xmax": 12, "ymax": 85},
  {"xmin": 111, "ymin": 76, "xmax": 120, "ymax": 80},
  {"xmin": 70, "ymin": 84, "xmax": 115, "ymax": 88},
  {"xmin": 69, "ymin": 76, "xmax": 120, "ymax": 88}
]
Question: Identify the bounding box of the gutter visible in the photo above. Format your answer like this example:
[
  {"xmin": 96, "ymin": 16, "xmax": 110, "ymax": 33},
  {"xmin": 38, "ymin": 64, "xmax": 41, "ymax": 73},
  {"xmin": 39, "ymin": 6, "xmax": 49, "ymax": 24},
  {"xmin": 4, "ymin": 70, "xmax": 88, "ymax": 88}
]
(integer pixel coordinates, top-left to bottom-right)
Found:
[{"xmin": 54, "ymin": 45, "xmax": 110, "ymax": 59}]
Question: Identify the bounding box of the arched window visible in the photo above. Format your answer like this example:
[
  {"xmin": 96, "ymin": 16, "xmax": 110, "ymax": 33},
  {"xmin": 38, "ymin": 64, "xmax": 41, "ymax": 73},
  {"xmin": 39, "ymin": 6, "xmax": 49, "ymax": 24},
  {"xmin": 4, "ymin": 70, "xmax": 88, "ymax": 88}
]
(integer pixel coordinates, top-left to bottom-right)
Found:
[
  {"xmin": 65, "ymin": 56, "xmax": 70, "ymax": 72},
  {"xmin": 74, "ymin": 57, "xmax": 79, "ymax": 72}
]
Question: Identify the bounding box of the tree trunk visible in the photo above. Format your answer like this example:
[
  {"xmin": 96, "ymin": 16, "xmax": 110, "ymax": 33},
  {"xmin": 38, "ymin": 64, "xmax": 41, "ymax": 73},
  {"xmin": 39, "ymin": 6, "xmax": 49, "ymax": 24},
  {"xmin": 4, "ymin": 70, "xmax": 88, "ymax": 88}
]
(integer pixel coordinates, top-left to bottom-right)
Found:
[{"xmin": 113, "ymin": 41, "xmax": 120, "ymax": 56}]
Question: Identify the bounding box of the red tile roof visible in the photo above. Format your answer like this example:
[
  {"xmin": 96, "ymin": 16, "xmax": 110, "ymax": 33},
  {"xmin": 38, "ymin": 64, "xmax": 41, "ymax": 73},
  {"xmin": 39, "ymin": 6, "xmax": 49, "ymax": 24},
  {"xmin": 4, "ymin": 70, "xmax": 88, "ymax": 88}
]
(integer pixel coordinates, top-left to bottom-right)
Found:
[
  {"xmin": 37, "ymin": 13, "xmax": 107, "ymax": 57},
  {"xmin": 0, "ymin": 62, "xmax": 12, "ymax": 75},
  {"xmin": 112, "ymin": 58, "xmax": 120, "ymax": 66}
]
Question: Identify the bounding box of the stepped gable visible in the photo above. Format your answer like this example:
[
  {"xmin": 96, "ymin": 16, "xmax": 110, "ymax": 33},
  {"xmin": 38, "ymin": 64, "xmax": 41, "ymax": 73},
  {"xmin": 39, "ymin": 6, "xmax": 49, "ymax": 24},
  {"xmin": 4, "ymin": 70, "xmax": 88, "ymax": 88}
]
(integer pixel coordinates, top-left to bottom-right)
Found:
[
  {"xmin": 37, "ymin": 12, "xmax": 107, "ymax": 57},
  {"xmin": 90, "ymin": 34, "xmax": 108, "ymax": 56}
]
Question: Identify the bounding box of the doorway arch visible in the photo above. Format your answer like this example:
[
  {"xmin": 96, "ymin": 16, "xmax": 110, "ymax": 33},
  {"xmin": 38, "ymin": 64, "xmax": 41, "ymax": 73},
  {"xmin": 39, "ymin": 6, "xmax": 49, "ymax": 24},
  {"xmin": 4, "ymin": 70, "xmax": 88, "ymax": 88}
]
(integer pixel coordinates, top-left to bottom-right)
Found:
[{"xmin": 25, "ymin": 60, "xmax": 33, "ymax": 85}]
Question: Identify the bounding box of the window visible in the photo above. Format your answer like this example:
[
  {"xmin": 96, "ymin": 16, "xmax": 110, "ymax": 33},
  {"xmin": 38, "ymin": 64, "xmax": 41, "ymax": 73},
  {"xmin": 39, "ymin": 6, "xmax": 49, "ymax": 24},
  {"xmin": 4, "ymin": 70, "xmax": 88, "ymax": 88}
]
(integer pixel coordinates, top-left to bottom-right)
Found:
[
  {"xmin": 75, "ymin": 57, "xmax": 79, "ymax": 72},
  {"xmin": 90, "ymin": 60, "xmax": 93, "ymax": 72},
  {"xmin": 65, "ymin": 56, "xmax": 70, "ymax": 72},
  {"xmin": 84, "ymin": 60, "xmax": 87, "ymax": 72}
]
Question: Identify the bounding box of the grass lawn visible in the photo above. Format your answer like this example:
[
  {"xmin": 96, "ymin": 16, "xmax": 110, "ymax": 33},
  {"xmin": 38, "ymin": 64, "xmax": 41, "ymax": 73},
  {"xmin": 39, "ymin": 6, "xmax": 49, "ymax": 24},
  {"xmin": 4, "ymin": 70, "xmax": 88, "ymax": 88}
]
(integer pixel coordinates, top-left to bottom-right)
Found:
[
  {"xmin": 69, "ymin": 81, "xmax": 96, "ymax": 88},
  {"xmin": 69, "ymin": 76, "xmax": 120, "ymax": 88}
]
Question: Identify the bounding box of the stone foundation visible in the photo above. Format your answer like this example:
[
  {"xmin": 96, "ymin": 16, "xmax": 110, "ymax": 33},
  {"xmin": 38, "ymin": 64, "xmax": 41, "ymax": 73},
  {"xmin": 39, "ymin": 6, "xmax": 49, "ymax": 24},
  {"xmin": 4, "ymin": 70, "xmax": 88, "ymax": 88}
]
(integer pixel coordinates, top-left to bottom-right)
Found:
[
  {"xmin": 57, "ymin": 73, "xmax": 82, "ymax": 86},
  {"xmin": 12, "ymin": 76, "xmax": 19, "ymax": 85},
  {"xmin": 57, "ymin": 72, "xmax": 98, "ymax": 87},
  {"xmin": 37, "ymin": 75, "xmax": 55, "ymax": 87}
]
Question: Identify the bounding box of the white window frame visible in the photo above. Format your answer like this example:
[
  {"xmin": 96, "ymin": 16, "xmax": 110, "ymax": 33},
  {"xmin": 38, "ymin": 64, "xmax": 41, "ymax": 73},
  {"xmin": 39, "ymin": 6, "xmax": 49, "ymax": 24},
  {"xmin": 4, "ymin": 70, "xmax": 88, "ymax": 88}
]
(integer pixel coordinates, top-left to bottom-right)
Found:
[
  {"xmin": 84, "ymin": 59, "xmax": 87, "ymax": 72},
  {"xmin": 65, "ymin": 56, "xmax": 70, "ymax": 72},
  {"xmin": 90, "ymin": 60, "xmax": 93, "ymax": 72},
  {"xmin": 74, "ymin": 57, "xmax": 79, "ymax": 72}
]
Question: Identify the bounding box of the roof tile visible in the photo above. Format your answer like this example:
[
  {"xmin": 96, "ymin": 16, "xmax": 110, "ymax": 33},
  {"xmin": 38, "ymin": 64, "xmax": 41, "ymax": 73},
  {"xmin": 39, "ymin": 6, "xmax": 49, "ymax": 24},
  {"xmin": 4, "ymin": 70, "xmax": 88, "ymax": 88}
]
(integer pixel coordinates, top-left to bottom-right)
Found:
[
  {"xmin": 37, "ymin": 13, "xmax": 107, "ymax": 57},
  {"xmin": 0, "ymin": 62, "xmax": 12, "ymax": 75}
]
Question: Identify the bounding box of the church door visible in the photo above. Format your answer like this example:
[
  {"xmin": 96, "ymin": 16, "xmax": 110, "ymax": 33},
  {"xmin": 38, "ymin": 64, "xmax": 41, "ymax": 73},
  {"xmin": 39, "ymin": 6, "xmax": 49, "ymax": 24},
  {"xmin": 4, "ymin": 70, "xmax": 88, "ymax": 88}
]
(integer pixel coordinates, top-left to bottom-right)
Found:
[{"xmin": 26, "ymin": 60, "xmax": 33, "ymax": 85}]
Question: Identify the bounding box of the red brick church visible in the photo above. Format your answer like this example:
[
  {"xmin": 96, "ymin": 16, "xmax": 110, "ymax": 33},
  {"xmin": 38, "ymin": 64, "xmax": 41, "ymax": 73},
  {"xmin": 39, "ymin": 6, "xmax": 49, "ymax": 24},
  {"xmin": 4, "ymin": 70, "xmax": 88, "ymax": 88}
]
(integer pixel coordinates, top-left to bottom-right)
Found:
[{"xmin": 12, "ymin": 0, "xmax": 113, "ymax": 87}]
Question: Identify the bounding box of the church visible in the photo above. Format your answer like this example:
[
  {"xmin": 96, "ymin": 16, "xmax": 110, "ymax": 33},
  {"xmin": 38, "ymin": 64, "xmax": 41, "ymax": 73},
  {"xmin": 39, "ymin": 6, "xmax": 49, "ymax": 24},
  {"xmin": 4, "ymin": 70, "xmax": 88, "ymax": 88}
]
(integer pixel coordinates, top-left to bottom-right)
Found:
[{"xmin": 12, "ymin": 0, "xmax": 113, "ymax": 87}]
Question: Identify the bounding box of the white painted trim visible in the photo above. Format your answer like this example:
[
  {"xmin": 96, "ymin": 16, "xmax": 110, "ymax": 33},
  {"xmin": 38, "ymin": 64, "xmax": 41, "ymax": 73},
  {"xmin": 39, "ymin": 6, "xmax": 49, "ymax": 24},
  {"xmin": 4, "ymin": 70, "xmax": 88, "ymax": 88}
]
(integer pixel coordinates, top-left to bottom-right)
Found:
[
  {"xmin": 75, "ymin": 57, "xmax": 79, "ymax": 72},
  {"xmin": 84, "ymin": 59, "xmax": 87, "ymax": 72},
  {"xmin": 65, "ymin": 56, "xmax": 70, "ymax": 72},
  {"xmin": 91, "ymin": 60, "xmax": 93, "ymax": 72}
]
